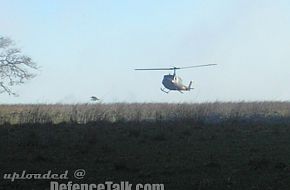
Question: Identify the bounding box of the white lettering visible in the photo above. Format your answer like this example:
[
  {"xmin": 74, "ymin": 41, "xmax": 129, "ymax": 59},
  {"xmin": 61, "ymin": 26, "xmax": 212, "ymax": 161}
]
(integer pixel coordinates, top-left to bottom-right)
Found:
[{"xmin": 50, "ymin": 181, "xmax": 59, "ymax": 190}]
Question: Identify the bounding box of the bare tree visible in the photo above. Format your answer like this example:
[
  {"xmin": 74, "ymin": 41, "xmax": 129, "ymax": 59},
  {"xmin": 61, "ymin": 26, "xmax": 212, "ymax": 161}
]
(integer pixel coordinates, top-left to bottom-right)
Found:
[{"xmin": 0, "ymin": 36, "xmax": 38, "ymax": 95}]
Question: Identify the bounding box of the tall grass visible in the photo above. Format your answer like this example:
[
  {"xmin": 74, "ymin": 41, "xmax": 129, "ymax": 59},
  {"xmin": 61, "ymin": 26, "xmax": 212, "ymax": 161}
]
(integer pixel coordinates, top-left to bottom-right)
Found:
[{"xmin": 1, "ymin": 101, "xmax": 290, "ymax": 125}]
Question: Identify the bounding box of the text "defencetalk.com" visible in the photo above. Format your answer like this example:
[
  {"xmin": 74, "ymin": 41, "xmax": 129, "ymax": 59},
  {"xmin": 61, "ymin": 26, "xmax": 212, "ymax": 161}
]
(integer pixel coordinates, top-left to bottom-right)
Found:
[{"xmin": 50, "ymin": 181, "xmax": 165, "ymax": 190}]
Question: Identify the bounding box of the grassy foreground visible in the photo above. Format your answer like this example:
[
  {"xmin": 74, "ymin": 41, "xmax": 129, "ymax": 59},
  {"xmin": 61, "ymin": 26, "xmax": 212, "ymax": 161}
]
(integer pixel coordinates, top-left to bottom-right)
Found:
[{"xmin": 0, "ymin": 102, "xmax": 290, "ymax": 189}]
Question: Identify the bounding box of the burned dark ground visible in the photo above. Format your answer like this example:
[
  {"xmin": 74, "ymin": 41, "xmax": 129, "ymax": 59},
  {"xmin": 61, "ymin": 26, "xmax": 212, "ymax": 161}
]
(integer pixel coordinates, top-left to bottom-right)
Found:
[{"xmin": 1, "ymin": 102, "xmax": 290, "ymax": 190}]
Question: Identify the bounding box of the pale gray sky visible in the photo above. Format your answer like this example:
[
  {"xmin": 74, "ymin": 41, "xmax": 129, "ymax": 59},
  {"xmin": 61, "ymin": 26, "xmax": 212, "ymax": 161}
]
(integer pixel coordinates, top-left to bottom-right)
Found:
[{"xmin": 1, "ymin": 0, "xmax": 290, "ymax": 103}]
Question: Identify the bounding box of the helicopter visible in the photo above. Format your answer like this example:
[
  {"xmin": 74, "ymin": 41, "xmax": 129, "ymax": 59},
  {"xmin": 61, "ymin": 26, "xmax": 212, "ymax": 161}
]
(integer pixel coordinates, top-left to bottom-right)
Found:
[
  {"xmin": 135, "ymin": 64, "xmax": 217, "ymax": 93},
  {"xmin": 90, "ymin": 96, "xmax": 99, "ymax": 101}
]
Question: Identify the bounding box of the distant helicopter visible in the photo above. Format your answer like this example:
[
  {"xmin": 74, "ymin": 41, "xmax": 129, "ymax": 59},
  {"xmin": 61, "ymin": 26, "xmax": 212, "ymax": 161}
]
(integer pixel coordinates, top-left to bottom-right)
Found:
[
  {"xmin": 90, "ymin": 96, "xmax": 100, "ymax": 101},
  {"xmin": 135, "ymin": 64, "xmax": 217, "ymax": 93}
]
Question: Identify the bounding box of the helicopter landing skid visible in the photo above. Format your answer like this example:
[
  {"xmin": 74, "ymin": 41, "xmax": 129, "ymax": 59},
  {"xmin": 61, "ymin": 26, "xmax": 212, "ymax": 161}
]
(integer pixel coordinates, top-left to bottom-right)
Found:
[{"xmin": 160, "ymin": 88, "xmax": 170, "ymax": 94}]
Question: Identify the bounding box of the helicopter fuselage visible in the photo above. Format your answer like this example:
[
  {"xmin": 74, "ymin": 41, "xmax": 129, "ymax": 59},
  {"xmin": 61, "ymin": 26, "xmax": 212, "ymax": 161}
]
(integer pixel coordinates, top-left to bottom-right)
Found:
[{"xmin": 162, "ymin": 74, "xmax": 192, "ymax": 91}]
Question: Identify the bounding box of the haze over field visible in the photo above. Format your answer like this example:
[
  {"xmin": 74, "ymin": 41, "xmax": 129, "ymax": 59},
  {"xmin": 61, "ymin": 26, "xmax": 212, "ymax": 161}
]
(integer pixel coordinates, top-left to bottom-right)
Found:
[{"xmin": 1, "ymin": 0, "xmax": 290, "ymax": 103}]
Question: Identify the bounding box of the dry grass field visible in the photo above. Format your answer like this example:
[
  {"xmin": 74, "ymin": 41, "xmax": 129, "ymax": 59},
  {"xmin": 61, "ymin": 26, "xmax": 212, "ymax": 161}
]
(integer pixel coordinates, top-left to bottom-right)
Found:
[{"xmin": 1, "ymin": 102, "xmax": 290, "ymax": 189}]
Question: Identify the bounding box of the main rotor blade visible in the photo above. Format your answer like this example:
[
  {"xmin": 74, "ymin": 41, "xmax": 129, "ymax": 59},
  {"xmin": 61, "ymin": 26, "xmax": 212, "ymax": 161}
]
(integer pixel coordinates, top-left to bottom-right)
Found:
[
  {"xmin": 135, "ymin": 68, "xmax": 175, "ymax": 71},
  {"xmin": 135, "ymin": 64, "xmax": 217, "ymax": 71},
  {"xmin": 179, "ymin": 64, "xmax": 217, "ymax": 69}
]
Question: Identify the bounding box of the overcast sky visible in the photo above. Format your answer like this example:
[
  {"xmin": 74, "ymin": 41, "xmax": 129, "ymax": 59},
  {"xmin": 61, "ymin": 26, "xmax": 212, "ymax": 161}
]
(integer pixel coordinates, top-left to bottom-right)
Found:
[{"xmin": 1, "ymin": 0, "xmax": 290, "ymax": 103}]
